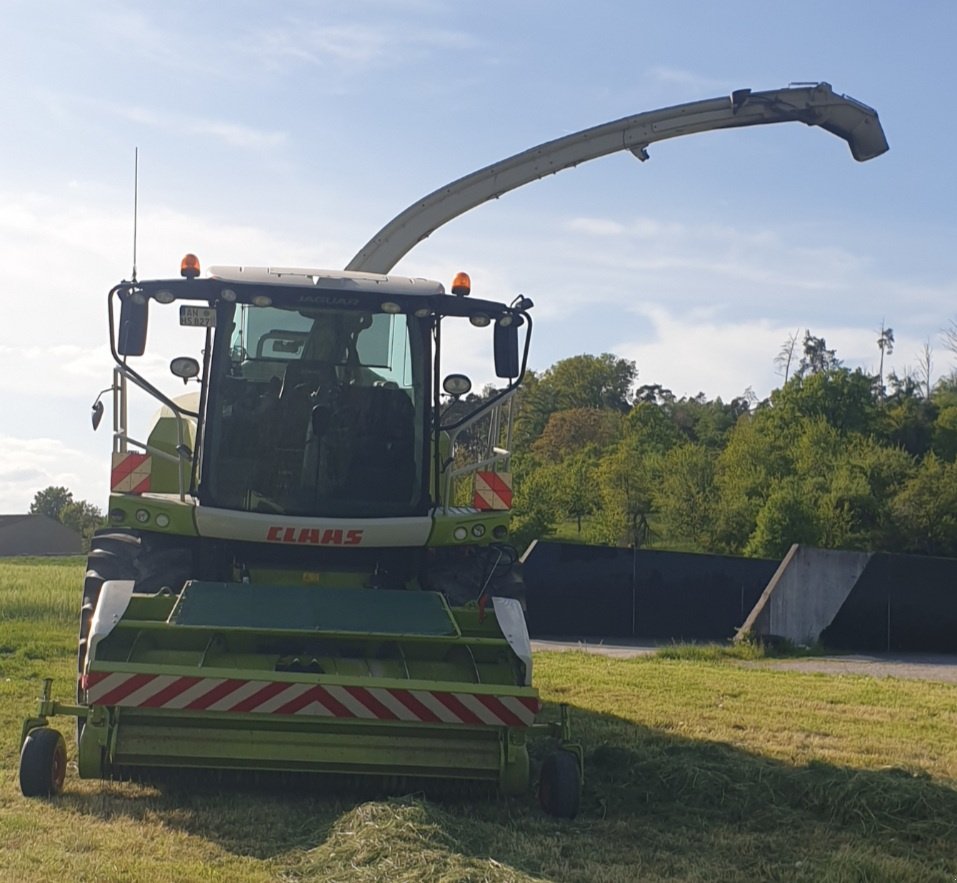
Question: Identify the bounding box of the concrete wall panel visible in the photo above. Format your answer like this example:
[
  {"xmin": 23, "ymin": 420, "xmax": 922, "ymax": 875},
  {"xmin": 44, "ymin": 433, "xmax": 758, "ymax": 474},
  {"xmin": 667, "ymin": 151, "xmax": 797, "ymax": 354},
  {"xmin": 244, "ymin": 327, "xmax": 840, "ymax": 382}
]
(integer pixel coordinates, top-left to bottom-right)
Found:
[{"xmin": 738, "ymin": 545, "xmax": 871, "ymax": 645}]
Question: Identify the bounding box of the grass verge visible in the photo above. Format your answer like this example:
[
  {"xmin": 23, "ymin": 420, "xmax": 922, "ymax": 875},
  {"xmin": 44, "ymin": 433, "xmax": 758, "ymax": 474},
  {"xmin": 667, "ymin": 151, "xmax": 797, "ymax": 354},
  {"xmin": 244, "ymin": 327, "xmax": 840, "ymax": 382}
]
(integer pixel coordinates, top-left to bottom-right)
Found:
[{"xmin": 654, "ymin": 638, "xmax": 826, "ymax": 662}]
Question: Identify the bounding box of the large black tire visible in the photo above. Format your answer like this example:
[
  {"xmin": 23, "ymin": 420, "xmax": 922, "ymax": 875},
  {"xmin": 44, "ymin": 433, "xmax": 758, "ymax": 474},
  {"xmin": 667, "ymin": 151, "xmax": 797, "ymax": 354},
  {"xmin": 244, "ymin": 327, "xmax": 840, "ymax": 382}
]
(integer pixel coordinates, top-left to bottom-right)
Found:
[
  {"xmin": 20, "ymin": 727, "xmax": 67, "ymax": 797},
  {"xmin": 538, "ymin": 750, "xmax": 581, "ymax": 819}
]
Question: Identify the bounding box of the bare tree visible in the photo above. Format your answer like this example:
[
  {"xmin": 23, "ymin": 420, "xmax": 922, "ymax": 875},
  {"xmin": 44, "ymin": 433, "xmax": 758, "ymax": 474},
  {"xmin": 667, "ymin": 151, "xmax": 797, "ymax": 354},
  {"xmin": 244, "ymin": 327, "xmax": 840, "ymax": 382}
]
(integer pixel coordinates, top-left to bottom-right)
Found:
[
  {"xmin": 876, "ymin": 321, "xmax": 894, "ymax": 399},
  {"xmin": 941, "ymin": 319, "xmax": 957, "ymax": 361},
  {"xmin": 774, "ymin": 329, "xmax": 801, "ymax": 383},
  {"xmin": 917, "ymin": 339, "xmax": 934, "ymax": 398}
]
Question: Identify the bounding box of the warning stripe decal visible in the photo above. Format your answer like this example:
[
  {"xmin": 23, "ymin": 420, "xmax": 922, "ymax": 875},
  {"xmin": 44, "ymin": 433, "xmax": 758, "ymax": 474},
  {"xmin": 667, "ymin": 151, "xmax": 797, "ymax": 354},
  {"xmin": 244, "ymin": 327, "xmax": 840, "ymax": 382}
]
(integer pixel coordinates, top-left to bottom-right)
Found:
[
  {"xmin": 473, "ymin": 471, "xmax": 513, "ymax": 511},
  {"xmin": 111, "ymin": 452, "xmax": 151, "ymax": 495},
  {"xmin": 81, "ymin": 672, "xmax": 540, "ymax": 728}
]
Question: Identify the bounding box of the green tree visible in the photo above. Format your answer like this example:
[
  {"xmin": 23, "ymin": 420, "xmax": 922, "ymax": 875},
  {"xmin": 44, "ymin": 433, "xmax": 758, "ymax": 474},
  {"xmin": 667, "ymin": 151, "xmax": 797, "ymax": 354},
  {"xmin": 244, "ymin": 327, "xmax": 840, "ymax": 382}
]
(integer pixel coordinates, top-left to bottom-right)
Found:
[
  {"xmin": 510, "ymin": 461, "xmax": 563, "ymax": 551},
  {"xmin": 552, "ymin": 450, "xmax": 600, "ymax": 534},
  {"xmin": 771, "ymin": 367, "xmax": 879, "ymax": 436},
  {"xmin": 61, "ymin": 499, "xmax": 105, "ymax": 544},
  {"xmin": 744, "ymin": 476, "xmax": 821, "ymax": 558},
  {"xmin": 817, "ymin": 438, "xmax": 914, "ymax": 550},
  {"xmin": 624, "ymin": 402, "xmax": 683, "ymax": 455},
  {"xmin": 29, "ymin": 486, "xmax": 74, "ymax": 521},
  {"xmin": 709, "ymin": 411, "xmax": 791, "ymax": 553},
  {"xmin": 530, "ymin": 408, "xmax": 622, "ymax": 462},
  {"xmin": 654, "ymin": 443, "xmax": 716, "ymax": 549},
  {"xmin": 931, "ymin": 404, "xmax": 957, "ymax": 461},
  {"xmin": 887, "ymin": 454, "xmax": 957, "ymax": 556},
  {"xmin": 544, "ymin": 353, "xmax": 637, "ymax": 412},
  {"xmin": 669, "ymin": 393, "xmax": 751, "ymax": 449},
  {"xmin": 29, "ymin": 485, "xmax": 104, "ymax": 548},
  {"xmin": 590, "ymin": 440, "xmax": 658, "ymax": 547},
  {"xmin": 514, "ymin": 354, "xmax": 636, "ymax": 450},
  {"xmin": 881, "ymin": 373, "xmax": 938, "ymax": 456},
  {"xmin": 797, "ymin": 330, "xmax": 842, "ymax": 376}
]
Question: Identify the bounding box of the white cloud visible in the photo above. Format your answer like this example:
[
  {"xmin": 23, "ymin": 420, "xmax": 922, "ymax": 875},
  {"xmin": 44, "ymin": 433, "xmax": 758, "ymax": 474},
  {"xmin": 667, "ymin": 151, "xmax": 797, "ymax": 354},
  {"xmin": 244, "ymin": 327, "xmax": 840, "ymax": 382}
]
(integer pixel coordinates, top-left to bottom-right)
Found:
[
  {"xmin": 400, "ymin": 203, "xmax": 957, "ymax": 401},
  {"xmin": 559, "ymin": 214, "xmax": 867, "ymax": 295},
  {"xmin": 241, "ymin": 20, "xmax": 478, "ymax": 74},
  {"xmin": 92, "ymin": 100, "xmax": 288, "ymax": 151},
  {"xmin": 0, "ymin": 436, "xmax": 108, "ymax": 514},
  {"xmin": 608, "ymin": 305, "xmax": 957, "ymax": 402},
  {"xmin": 0, "ymin": 345, "xmax": 104, "ymax": 395},
  {"xmin": 646, "ymin": 67, "xmax": 732, "ymax": 96},
  {"xmin": 566, "ymin": 217, "xmax": 626, "ymax": 237}
]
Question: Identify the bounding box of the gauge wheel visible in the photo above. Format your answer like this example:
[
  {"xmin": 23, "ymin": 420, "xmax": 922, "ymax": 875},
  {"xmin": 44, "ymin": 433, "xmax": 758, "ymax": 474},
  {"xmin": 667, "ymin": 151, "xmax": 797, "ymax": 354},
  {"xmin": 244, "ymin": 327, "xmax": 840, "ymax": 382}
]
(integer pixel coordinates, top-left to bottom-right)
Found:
[
  {"xmin": 19, "ymin": 727, "xmax": 67, "ymax": 797},
  {"xmin": 538, "ymin": 749, "xmax": 581, "ymax": 819}
]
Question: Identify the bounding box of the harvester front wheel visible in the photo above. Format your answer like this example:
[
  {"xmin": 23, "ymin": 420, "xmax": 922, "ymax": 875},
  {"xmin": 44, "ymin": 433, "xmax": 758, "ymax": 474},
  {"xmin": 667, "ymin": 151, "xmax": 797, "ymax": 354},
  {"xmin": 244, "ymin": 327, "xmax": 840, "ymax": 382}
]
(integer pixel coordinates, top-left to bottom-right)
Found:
[
  {"xmin": 538, "ymin": 750, "xmax": 581, "ymax": 819},
  {"xmin": 19, "ymin": 727, "xmax": 67, "ymax": 797}
]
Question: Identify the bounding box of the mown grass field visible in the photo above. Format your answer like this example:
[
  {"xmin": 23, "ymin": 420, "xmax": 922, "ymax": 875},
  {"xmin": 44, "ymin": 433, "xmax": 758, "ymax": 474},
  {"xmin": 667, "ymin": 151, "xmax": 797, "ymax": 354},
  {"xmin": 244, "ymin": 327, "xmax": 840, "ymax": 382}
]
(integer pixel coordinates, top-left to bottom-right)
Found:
[{"xmin": 2, "ymin": 557, "xmax": 956, "ymax": 882}]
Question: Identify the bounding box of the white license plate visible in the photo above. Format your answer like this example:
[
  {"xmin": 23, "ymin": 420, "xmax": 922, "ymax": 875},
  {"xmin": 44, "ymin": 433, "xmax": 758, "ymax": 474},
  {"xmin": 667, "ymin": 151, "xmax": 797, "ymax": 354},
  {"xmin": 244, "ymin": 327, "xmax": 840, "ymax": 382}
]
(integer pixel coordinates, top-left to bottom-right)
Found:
[{"xmin": 179, "ymin": 306, "xmax": 217, "ymax": 327}]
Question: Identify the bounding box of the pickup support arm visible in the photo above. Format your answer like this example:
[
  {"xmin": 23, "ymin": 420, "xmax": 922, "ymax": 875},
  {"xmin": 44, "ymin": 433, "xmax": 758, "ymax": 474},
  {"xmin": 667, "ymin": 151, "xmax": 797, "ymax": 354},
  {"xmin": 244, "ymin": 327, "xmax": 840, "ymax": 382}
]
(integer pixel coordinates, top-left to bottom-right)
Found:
[{"xmin": 346, "ymin": 82, "xmax": 887, "ymax": 275}]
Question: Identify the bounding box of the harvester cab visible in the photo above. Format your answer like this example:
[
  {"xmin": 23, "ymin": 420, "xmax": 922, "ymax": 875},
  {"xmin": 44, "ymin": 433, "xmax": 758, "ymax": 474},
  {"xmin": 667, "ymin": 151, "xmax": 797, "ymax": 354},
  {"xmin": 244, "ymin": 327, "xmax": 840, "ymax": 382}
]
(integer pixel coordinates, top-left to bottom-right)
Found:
[{"xmin": 19, "ymin": 257, "xmax": 582, "ymax": 819}]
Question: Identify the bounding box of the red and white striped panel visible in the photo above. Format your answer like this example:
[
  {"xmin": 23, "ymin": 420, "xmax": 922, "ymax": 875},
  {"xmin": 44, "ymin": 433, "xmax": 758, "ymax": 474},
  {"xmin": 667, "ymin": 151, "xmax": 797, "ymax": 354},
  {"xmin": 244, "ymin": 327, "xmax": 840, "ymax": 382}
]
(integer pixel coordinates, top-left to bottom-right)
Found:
[
  {"xmin": 81, "ymin": 672, "xmax": 540, "ymax": 728},
  {"xmin": 111, "ymin": 452, "xmax": 151, "ymax": 495},
  {"xmin": 473, "ymin": 471, "xmax": 513, "ymax": 511}
]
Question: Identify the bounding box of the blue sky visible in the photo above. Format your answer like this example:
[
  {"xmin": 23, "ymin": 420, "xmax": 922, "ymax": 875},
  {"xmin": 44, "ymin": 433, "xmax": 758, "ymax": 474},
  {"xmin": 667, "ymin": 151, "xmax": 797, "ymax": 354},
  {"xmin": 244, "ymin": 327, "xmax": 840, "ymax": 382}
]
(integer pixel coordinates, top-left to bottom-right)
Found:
[{"xmin": 0, "ymin": 1, "xmax": 954, "ymax": 511}]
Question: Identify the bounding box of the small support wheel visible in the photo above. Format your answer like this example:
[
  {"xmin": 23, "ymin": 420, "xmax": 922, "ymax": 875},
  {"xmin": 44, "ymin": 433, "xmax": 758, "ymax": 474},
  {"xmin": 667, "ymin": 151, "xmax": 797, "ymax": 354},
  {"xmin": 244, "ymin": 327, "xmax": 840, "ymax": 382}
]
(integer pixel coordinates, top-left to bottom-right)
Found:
[
  {"xmin": 19, "ymin": 727, "xmax": 67, "ymax": 797},
  {"xmin": 538, "ymin": 749, "xmax": 581, "ymax": 819}
]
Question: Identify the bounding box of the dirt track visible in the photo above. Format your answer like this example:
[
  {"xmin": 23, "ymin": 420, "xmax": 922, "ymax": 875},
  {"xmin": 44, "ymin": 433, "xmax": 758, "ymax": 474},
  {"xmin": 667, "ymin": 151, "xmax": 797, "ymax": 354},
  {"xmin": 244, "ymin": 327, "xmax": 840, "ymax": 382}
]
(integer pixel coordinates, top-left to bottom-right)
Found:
[{"xmin": 531, "ymin": 639, "xmax": 957, "ymax": 685}]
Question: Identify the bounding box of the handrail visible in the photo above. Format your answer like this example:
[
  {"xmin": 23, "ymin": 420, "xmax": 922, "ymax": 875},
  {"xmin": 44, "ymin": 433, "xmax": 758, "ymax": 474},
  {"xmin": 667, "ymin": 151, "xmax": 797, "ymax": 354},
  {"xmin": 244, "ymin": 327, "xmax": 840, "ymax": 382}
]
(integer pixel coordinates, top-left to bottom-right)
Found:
[
  {"xmin": 111, "ymin": 362, "xmax": 195, "ymax": 500},
  {"xmin": 441, "ymin": 396, "xmax": 513, "ymax": 512}
]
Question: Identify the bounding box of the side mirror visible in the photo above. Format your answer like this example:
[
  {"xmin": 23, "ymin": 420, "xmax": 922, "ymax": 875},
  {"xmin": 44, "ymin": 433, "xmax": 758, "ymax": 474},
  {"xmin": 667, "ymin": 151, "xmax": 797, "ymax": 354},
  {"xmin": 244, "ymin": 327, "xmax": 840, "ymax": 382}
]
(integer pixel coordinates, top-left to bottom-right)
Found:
[
  {"xmin": 118, "ymin": 292, "xmax": 149, "ymax": 356},
  {"xmin": 90, "ymin": 386, "xmax": 114, "ymax": 431},
  {"xmin": 494, "ymin": 320, "xmax": 520, "ymax": 379}
]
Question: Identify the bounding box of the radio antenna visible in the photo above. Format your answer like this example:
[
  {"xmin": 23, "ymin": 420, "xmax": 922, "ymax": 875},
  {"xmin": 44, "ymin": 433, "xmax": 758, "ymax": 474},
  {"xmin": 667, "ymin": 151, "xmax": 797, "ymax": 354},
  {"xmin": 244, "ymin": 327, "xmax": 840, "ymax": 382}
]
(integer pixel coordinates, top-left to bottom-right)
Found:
[{"xmin": 131, "ymin": 147, "xmax": 139, "ymax": 283}]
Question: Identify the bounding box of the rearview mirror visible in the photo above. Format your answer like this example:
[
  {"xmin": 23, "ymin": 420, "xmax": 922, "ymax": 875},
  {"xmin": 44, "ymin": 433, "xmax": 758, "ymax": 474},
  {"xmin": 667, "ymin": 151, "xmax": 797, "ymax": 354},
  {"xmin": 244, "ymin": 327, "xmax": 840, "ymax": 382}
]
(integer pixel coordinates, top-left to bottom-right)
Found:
[
  {"xmin": 494, "ymin": 320, "xmax": 519, "ymax": 379},
  {"xmin": 118, "ymin": 292, "xmax": 149, "ymax": 356}
]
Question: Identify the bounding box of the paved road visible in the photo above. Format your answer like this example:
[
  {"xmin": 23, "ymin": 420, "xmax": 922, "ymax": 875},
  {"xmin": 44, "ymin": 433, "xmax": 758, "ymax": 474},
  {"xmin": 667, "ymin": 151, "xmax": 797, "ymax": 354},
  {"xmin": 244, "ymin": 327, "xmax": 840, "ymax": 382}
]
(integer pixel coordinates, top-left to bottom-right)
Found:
[
  {"xmin": 531, "ymin": 638, "xmax": 662, "ymax": 659},
  {"xmin": 746, "ymin": 653, "xmax": 957, "ymax": 684},
  {"xmin": 531, "ymin": 639, "xmax": 957, "ymax": 685}
]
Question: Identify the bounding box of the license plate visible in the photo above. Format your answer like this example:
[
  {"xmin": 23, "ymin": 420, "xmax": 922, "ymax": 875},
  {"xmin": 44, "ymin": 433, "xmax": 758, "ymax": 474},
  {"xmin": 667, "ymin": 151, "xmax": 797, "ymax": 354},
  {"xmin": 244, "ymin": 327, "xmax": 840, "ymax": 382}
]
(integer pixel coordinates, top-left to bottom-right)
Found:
[{"xmin": 179, "ymin": 306, "xmax": 216, "ymax": 327}]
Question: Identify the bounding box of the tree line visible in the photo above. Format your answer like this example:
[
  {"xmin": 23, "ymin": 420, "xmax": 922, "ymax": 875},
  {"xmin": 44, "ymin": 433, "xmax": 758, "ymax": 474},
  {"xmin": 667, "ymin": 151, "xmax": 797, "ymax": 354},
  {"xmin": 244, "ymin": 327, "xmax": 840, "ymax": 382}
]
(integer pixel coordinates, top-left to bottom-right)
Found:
[{"xmin": 505, "ymin": 331, "xmax": 957, "ymax": 559}]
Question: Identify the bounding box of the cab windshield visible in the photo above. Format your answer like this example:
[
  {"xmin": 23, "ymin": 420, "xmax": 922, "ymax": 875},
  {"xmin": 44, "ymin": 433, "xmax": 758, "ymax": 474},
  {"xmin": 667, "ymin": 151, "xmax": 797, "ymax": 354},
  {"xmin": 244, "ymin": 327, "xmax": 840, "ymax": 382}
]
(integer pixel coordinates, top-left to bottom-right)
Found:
[{"xmin": 201, "ymin": 301, "xmax": 425, "ymax": 517}]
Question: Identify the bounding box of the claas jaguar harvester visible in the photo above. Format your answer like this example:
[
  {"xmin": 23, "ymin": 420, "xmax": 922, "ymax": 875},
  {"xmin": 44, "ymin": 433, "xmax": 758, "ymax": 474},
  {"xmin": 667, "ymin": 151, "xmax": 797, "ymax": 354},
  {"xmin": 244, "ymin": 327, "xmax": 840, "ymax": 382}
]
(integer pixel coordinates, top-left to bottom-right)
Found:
[
  {"xmin": 20, "ymin": 82, "xmax": 889, "ymax": 819},
  {"xmin": 19, "ymin": 257, "xmax": 583, "ymax": 819}
]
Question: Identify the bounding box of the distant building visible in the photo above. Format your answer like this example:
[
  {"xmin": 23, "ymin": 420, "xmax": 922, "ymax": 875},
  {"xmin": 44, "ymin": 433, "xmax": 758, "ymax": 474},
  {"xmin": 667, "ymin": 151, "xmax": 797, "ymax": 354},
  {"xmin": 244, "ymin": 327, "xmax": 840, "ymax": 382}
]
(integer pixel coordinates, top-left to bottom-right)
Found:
[{"xmin": 0, "ymin": 514, "xmax": 83, "ymax": 557}]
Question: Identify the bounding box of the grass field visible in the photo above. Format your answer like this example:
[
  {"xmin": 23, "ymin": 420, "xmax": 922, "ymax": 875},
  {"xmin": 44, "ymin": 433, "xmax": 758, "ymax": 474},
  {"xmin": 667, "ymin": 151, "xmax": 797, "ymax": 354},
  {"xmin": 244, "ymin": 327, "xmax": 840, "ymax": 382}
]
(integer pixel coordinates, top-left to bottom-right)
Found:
[{"xmin": 2, "ymin": 558, "xmax": 956, "ymax": 882}]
